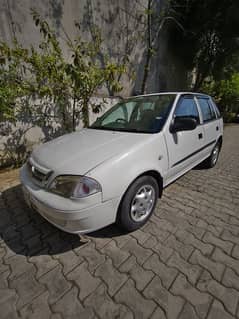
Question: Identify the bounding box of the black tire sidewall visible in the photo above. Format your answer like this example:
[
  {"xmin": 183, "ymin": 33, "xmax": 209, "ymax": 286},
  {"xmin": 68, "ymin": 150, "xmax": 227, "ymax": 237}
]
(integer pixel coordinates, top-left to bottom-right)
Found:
[
  {"xmin": 118, "ymin": 175, "xmax": 159, "ymax": 232},
  {"xmin": 210, "ymin": 142, "xmax": 220, "ymax": 167}
]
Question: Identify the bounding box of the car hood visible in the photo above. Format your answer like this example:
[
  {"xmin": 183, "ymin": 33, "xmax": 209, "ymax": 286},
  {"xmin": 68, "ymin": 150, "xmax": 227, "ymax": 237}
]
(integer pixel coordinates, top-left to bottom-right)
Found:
[{"xmin": 31, "ymin": 128, "xmax": 151, "ymax": 175}]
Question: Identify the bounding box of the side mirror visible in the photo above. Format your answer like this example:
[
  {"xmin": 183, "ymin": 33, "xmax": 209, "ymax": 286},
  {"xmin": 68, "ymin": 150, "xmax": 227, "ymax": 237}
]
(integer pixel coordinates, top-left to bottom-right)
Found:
[{"xmin": 170, "ymin": 116, "xmax": 197, "ymax": 133}]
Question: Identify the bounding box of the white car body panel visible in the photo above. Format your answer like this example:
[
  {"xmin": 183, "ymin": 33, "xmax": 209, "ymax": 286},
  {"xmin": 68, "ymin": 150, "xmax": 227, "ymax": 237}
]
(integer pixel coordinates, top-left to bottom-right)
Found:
[{"xmin": 20, "ymin": 92, "xmax": 223, "ymax": 234}]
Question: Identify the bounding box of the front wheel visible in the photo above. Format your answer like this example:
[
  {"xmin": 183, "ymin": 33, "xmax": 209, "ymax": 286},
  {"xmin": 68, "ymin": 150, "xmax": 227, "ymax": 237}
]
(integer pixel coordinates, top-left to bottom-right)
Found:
[{"xmin": 117, "ymin": 175, "xmax": 159, "ymax": 232}]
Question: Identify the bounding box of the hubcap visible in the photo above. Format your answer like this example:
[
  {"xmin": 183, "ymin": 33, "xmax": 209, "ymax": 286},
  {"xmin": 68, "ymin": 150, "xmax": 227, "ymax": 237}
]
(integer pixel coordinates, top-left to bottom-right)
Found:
[
  {"xmin": 212, "ymin": 145, "xmax": 219, "ymax": 165},
  {"xmin": 130, "ymin": 185, "xmax": 155, "ymax": 222}
]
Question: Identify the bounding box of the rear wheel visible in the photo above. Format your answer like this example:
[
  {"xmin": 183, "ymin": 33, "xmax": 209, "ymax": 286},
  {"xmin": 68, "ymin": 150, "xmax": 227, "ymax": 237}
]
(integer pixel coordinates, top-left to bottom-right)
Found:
[
  {"xmin": 203, "ymin": 141, "xmax": 221, "ymax": 168},
  {"xmin": 117, "ymin": 175, "xmax": 159, "ymax": 232}
]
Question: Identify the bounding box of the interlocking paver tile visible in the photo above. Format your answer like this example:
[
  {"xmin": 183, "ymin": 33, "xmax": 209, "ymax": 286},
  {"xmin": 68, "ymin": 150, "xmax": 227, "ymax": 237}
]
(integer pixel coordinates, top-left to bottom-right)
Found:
[
  {"xmin": 189, "ymin": 249, "xmax": 225, "ymax": 281},
  {"xmin": 85, "ymin": 284, "xmax": 134, "ymax": 319},
  {"xmin": 54, "ymin": 250, "xmax": 83, "ymax": 275},
  {"xmin": 222, "ymin": 267, "xmax": 239, "ymax": 291},
  {"xmin": 74, "ymin": 242, "xmax": 105, "ymax": 272},
  {"xmin": 203, "ymin": 231, "xmax": 234, "ymax": 254},
  {"xmin": 151, "ymin": 240, "xmax": 174, "ymax": 262},
  {"xmin": 212, "ymin": 248, "xmax": 239, "ymax": 276},
  {"xmin": 144, "ymin": 253, "xmax": 178, "ymax": 289},
  {"xmin": 178, "ymin": 303, "xmax": 200, "ymax": 319},
  {"xmin": 121, "ymin": 237, "xmax": 153, "ymax": 265},
  {"xmin": 0, "ymin": 288, "xmax": 18, "ymax": 319},
  {"xmin": 150, "ymin": 307, "xmax": 166, "ymax": 319},
  {"xmin": 197, "ymin": 270, "xmax": 239, "ymax": 316},
  {"xmin": 170, "ymin": 273, "xmax": 212, "ymax": 319},
  {"xmin": 10, "ymin": 268, "xmax": 45, "ymax": 309},
  {"xmin": 143, "ymin": 275, "xmax": 184, "ymax": 318},
  {"xmin": 39, "ymin": 265, "xmax": 71, "ymax": 304},
  {"xmin": 208, "ymin": 300, "xmax": 234, "ymax": 319},
  {"xmin": 165, "ymin": 234, "xmax": 194, "ymax": 260},
  {"xmin": 167, "ymin": 251, "xmax": 202, "ymax": 285},
  {"xmin": 29, "ymin": 250, "xmax": 59, "ymax": 278},
  {"xmin": 119, "ymin": 255, "xmax": 154, "ymax": 291},
  {"xmin": 101, "ymin": 240, "xmax": 130, "ymax": 267},
  {"xmin": 52, "ymin": 287, "xmax": 95, "ymax": 318},
  {"xmin": 67, "ymin": 261, "xmax": 101, "ymax": 300},
  {"xmin": 95, "ymin": 258, "xmax": 127, "ymax": 296},
  {"xmin": 115, "ymin": 279, "xmax": 156, "ymax": 318},
  {"xmin": 20, "ymin": 291, "xmax": 51, "ymax": 319}
]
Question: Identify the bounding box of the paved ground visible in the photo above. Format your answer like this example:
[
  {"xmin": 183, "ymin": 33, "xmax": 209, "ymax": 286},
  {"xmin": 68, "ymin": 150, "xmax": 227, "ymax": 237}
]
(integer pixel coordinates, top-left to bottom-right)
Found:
[{"xmin": 0, "ymin": 125, "xmax": 239, "ymax": 319}]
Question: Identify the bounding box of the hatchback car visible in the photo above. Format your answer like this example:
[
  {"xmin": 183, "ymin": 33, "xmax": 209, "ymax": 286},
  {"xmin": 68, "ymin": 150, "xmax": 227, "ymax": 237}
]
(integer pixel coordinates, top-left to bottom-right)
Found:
[{"xmin": 20, "ymin": 92, "xmax": 223, "ymax": 234}]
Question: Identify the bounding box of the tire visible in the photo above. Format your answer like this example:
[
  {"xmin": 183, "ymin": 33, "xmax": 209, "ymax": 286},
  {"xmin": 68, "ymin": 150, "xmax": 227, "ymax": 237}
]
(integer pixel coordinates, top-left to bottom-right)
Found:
[
  {"xmin": 203, "ymin": 141, "xmax": 221, "ymax": 168},
  {"xmin": 117, "ymin": 175, "xmax": 159, "ymax": 232}
]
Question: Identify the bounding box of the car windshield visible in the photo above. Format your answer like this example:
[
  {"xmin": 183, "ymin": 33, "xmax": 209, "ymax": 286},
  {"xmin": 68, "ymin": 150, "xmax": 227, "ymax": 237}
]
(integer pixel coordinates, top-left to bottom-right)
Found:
[{"xmin": 90, "ymin": 94, "xmax": 176, "ymax": 133}]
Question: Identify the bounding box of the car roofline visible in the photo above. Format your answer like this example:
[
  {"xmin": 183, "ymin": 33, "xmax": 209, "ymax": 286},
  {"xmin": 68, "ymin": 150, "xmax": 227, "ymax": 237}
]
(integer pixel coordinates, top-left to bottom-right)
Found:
[{"xmin": 125, "ymin": 92, "xmax": 211, "ymax": 99}]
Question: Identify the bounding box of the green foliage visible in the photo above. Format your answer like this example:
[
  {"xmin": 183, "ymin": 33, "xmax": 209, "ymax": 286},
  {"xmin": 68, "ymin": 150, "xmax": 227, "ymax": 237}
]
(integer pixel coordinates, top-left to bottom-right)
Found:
[
  {"xmin": 168, "ymin": 0, "xmax": 239, "ymax": 90},
  {"xmin": 0, "ymin": 10, "xmax": 126, "ymax": 130},
  {"xmin": 203, "ymin": 73, "xmax": 239, "ymax": 121},
  {"xmin": 0, "ymin": 41, "xmax": 30, "ymax": 121}
]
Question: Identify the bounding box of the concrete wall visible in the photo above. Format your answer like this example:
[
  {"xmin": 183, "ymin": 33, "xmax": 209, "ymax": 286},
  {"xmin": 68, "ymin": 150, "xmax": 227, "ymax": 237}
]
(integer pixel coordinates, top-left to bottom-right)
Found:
[{"xmin": 0, "ymin": 0, "xmax": 188, "ymax": 95}]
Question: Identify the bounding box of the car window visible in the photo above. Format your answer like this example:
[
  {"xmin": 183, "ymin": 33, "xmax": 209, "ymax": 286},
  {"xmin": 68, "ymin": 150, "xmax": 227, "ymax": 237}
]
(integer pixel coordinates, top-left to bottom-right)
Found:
[
  {"xmin": 209, "ymin": 99, "xmax": 221, "ymax": 118},
  {"xmin": 197, "ymin": 98, "xmax": 216, "ymax": 122},
  {"xmin": 101, "ymin": 105, "xmax": 126, "ymax": 125},
  {"xmin": 90, "ymin": 94, "xmax": 176, "ymax": 133},
  {"xmin": 174, "ymin": 97, "xmax": 200, "ymax": 123},
  {"xmin": 101, "ymin": 102, "xmax": 135, "ymax": 126}
]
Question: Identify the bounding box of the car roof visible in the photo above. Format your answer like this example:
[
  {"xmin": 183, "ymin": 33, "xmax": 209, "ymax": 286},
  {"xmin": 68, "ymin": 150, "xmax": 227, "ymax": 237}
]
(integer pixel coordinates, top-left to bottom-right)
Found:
[{"xmin": 128, "ymin": 92, "xmax": 211, "ymax": 99}]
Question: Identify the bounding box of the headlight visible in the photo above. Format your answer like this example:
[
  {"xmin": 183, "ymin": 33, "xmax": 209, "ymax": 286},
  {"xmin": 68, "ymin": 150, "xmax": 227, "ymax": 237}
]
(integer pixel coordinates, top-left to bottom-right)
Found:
[{"xmin": 48, "ymin": 175, "xmax": 101, "ymax": 198}]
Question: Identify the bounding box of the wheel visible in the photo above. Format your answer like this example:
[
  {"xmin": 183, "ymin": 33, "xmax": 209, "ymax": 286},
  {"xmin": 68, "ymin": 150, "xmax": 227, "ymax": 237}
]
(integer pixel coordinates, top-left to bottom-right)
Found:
[
  {"xmin": 117, "ymin": 175, "xmax": 159, "ymax": 232},
  {"xmin": 203, "ymin": 141, "xmax": 221, "ymax": 168}
]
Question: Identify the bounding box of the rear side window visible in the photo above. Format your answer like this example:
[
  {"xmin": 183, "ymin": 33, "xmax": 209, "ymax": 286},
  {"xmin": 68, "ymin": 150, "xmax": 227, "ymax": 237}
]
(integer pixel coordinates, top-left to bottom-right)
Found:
[
  {"xmin": 210, "ymin": 99, "xmax": 221, "ymax": 118},
  {"xmin": 174, "ymin": 97, "xmax": 200, "ymax": 123},
  {"xmin": 197, "ymin": 98, "xmax": 216, "ymax": 122}
]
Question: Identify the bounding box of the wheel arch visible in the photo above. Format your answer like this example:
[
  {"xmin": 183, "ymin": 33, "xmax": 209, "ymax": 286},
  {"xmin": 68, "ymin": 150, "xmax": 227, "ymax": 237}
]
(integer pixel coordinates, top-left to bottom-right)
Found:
[
  {"xmin": 119, "ymin": 169, "xmax": 163, "ymax": 206},
  {"xmin": 116, "ymin": 169, "xmax": 163, "ymax": 224}
]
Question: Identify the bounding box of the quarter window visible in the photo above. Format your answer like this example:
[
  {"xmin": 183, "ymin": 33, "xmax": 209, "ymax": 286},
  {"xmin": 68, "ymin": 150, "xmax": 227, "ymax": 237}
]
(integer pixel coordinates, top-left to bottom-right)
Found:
[
  {"xmin": 174, "ymin": 97, "xmax": 200, "ymax": 123},
  {"xmin": 197, "ymin": 98, "xmax": 216, "ymax": 122}
]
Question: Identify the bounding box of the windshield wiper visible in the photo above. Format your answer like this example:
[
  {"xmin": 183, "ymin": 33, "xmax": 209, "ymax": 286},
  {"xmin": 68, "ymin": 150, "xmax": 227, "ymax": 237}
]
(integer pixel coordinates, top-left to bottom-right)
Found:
[
  {"xmin": 88, "ymin": 126, "xmax": 119, "ymax": 131},
  {"xmin": 88, "ymin": 126, "xmax": 152, "ymax": 133}
]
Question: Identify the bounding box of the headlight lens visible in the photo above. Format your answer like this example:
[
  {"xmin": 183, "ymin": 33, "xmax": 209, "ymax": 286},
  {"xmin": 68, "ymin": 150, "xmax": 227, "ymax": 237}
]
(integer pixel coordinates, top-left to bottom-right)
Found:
[{"xmin": 48, "ymin": 175, "xmax": 101, "ymax": 198}]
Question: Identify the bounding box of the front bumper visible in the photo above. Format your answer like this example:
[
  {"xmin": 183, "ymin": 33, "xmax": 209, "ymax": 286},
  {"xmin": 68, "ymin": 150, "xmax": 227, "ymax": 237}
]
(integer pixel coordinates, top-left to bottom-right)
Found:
[{"xmin": 20, "ymin": 165, "xmax": 119, "ymax": 234}]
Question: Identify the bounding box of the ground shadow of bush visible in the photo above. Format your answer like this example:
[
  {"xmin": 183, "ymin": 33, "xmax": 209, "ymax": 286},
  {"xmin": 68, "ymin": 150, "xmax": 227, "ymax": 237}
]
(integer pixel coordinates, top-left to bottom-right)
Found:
[{"xmin": 0, "ymin": 184, "xmax": 86, "ymax": 257}]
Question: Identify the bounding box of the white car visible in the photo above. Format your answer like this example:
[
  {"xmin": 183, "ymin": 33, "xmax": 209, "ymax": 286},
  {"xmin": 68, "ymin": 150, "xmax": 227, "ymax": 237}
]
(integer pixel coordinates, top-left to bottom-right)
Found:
[{"xmin": 20, "ymin": 92, "xmax": 223, "ymax": 234}]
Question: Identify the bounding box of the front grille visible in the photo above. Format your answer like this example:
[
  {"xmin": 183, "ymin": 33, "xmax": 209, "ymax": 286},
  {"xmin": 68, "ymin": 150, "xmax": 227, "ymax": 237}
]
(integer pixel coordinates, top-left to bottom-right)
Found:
[{"xmin": 27, "ymin": 159, "xmax": 52, "ymax": 185}]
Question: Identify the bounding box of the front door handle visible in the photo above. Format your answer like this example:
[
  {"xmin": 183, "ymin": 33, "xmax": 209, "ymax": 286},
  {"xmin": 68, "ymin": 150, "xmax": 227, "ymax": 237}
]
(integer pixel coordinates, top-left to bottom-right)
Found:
[
  {"xmin": 198, "ymin": 133, "xmax": 203, "ymax": 139},
  {"xmin": 216, "ymin": 126, "xmax": 219, "ymax": 131}
]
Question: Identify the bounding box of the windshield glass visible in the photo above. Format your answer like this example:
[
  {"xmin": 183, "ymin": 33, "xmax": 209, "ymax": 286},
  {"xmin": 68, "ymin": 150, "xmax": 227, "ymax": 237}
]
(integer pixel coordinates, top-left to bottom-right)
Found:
[{"xmin": 90, "ymin": 94, "xmax": 176, "ymax": 133}]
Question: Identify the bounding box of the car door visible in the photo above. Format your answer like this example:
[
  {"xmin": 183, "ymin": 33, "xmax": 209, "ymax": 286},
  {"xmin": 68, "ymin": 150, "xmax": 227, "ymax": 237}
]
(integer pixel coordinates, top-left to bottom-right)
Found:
[
  {"xmin": 165, "ymin": 95, "xmax": 204, "ymax": 183},
  {"xmin": 196, "ymin": 96, "xmax": 219, "ymax": 158}
]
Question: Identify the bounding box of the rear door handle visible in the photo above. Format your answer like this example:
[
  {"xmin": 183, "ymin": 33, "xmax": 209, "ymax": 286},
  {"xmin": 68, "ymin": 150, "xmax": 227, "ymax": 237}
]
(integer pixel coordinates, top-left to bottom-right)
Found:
[{"xmin": 198, "ymin": 133, "xmax": 203, "ymax": 139}]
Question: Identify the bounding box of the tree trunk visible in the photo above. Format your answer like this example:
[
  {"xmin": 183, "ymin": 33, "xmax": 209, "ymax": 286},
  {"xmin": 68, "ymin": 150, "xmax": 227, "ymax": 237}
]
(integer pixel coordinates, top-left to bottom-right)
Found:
[
  {"xmin": 72, "ymin": 96, "xmax": 76, "ymax": 131},
  {"xmin": 141, "ymin": 0, "xmax": 152, "ymax": 94},
  {"xmin": 82, "ymin": 99, "xmax": 89, "ymax": 127}
]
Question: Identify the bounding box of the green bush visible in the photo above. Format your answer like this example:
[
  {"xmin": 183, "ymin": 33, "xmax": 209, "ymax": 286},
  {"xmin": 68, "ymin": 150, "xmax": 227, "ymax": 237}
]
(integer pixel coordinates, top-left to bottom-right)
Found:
[
  {"xmin": 0, "ymin": 10, "xmax": 126, "ymax": 131},
  {"xmin": 202, "ymin": 73, "xmax": 239, "ymax": 121}
]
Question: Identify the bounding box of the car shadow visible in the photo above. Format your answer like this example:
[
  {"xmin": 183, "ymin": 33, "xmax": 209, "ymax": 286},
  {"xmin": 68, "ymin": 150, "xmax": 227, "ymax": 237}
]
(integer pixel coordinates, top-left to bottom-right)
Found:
[
  {"xmin": 88, "ymin": 223, "xmax": 127, "ymax": 239},
  {"xmin": 0, "ymin": 184, "xmax": 87, "ymax": 257},
  {"xmin": 192, "ymin": 162, "xmax": 208, "ymax": 170}
]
